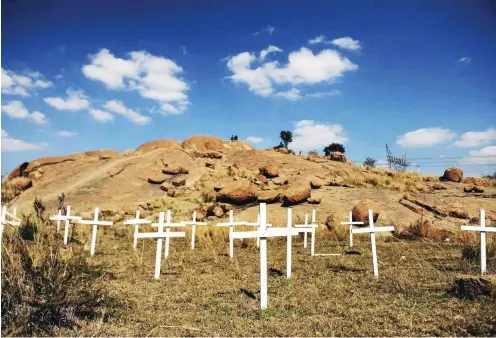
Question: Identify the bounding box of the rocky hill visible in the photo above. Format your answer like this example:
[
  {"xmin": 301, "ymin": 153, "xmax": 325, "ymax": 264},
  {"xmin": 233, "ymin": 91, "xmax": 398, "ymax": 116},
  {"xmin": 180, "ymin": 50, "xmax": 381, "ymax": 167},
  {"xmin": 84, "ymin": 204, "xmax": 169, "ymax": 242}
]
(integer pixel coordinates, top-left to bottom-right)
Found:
[{"xmin": 3, "ymin": 135, "xmax": 495, "ymax": 235}]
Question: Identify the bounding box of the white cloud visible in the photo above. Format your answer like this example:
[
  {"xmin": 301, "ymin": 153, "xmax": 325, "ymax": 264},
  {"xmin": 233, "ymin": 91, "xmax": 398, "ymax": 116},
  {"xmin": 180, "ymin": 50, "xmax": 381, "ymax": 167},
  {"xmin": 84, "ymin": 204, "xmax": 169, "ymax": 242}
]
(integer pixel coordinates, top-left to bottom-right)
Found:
[
  {"xmin": 56, "ymin": 130, "xmax": 77, "ymax": 137},
  {"xmin": 1, "ymin": 129, "xmax": 45, "ymax": 152},
  {"xmin": 460, "ymin": 146, "xmax": 496, "ymax": 165},
  {"xmin": 1, "ymin": 101, "xmax": 49, "ymax": 125},
  {"xmin": 89, "ymin": 109, "xmax": 114, "ymax": 123},
  {"xmin": 226, "ymin": 47, "xmax": 357, "ymax": 98},
  {"xmin": 260, "ymin": 45, "xmax": 283, "ymax": 61},
  {"xmin": 254, "ymin": 25, "xmax": 275, "ymax": 36},
  {"xmin": 458, "ymin": 57, "xmax": 471, "ymax": 63},
  {"xmin": 290, "ymin": 120, "xmax": 348, "ymax": 153},
  {"xmin": 275, "ymin": 88, "xmax": 341, "ymax": 101},
  {"xmin": 103, "ymin": 100, "xmax": 151, "ymax": 125},
  {"xmin": 308, "ymin": 35, "xmax": 326, "ymax": 44},
  {"xmin": 44, "ymin": 89, "xmax": 90, "ymax": 111},
  {"xmin": 1, "ymin": 68, "xmax": 53, "ymax": 97},
  {"xmin": 29, "ymin": 111, "xmax": 49, "ymax": 125},
  {"xmin": 246, "ymin": 136, "xmax": 264, "ymax": 144},
  {"xmin": 82, "ymin": 48, "xmax": 189, "ymax": 115},
  {"xmin": 397, "ymin": 127, "xmax": 456, "ymax": 148},
  {"xmin": 330, "ymin": 37, "xmax": 361, "ymax": 51},
  {"xmin": 308, "ymin": 35, "xmax": 361, "ymax": 51},
  {"xmin": 453, "ymin": 128, "xmax": 496, "ymax": 148}
]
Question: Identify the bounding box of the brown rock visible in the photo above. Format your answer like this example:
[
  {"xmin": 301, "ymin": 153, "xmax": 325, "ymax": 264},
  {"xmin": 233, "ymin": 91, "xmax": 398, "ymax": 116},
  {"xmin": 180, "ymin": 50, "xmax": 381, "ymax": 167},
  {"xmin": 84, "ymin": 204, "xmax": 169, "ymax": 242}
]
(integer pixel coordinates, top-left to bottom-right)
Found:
[
  {"xmin": 282, "ymin": 185, "xmax": 311, "ymax": 206},
  {"xmin": 310, "ymin": 178, "xmax": 323, "ymax": 189},
  {"xmin": 330, "ymin": 151, "xmax": 347, "ymax": 163},
  {"xmin": 432, "ymin": 183, "xmax": 447, "ymax": 190},
  {"xmin": 228, "ymin": 166, "xmax": 238, "ymax": 177},
  {"xmin": 253, "ymin": 174, "xmax": 268, "ymax": 185},
  {"xmin": 163, "ymin": 166, "xmax": 189, "ymax": 175},
  {"xmin": 352, "ymin": 200, "xmax": 380, "ymax": 226},
  {"xmin": 464, "ymin": 184, "xmax": 485, "ymax": 193},
  {"xmin": 160, "ymin": 182, "xmax": 173, "ymax": 192},
  {"xmin": 272, "ymin": 176, "xmax": 289, "ymax": 186},
  {"xmin": 258, "ymin": 191, "xmax": 281, "ymax": 203},
  {"xmin": 259, "ymin": 166, "xmax": 279, "ymax": 178},
  {"xmin": 216, "ymin": 182, "xmax": 258, "ymax": 205},
  {"xmin": 274, "ymin": 147, "xmax": 290, "ymax": 154},
  {"xmin": 136, "ymin": 139, "xmax": 182, "ymax": 153},
  {"xmin": 308, "ymin": 197, "xmax": 321, "ymax": 204},
  {"xmin": 448, "ymin": 207, "xmax": 469, "ymax": 219},
  {"xmin": 207, "ymin": 204, "xmax": 224, "ymax": 217},
  {"xmin": 399, "ymin": 199, "xmax": 425, "ymax": 215},
  {"xmin": 148, "ymin": 174, "xmax": 166, "ymax": 184},
  {"xmin": 324, "ymin": 214, "xmax": 340, "ymax": 231},
  {"xmin": 464, "ymin": 177, "xmax": 476, "ymax": 184},
  {"xmin": 167, "ymin": 188, "xmax": 176, "ymax": 197},
  {"xmin": 171, "ymin": 175, "xmax": 187, "ymax": 187},
  {"xmin": 213, "ymin": 183, "xmax": 225, "ymax": 192},
  {"xmin": 182, "ymin": 135, "xmax": 226, "ymax": 152},
  {"xmin": 441, "ymin": 167, "xmax": 463, "ymax": 183},
  {"xmin": 195, "ymin": 151, "xmax": 222, "ymax": 159},
  {"xmin": 9, "ymin": 177, "xmax": 33, "ymax": 191},
  {"xmin": 205, "ymin": 161, "xmax": 215, "ymax": 168},
  {"xmin": 7, "ymin": 162, "xmax": 29, "ymax": 180},
  {"xmin": 425, "ymin": 177, "xmax": 436, "ymax": 182}
]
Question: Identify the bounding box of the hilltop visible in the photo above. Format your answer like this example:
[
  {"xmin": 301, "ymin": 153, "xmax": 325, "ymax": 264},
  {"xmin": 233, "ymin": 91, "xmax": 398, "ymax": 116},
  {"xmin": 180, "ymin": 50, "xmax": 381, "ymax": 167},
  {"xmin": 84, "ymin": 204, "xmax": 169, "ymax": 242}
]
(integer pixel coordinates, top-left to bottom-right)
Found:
[{"xmin": 3, "ymin": 135, "xmax": 495, "ymax": 234}]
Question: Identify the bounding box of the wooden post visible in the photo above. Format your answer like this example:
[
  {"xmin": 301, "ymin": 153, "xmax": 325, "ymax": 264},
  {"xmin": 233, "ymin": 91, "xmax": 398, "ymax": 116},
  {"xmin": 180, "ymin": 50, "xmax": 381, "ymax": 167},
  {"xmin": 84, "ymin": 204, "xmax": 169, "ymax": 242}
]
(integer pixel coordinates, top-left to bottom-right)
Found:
[
  {"xmin": 191, "ymin": 211, "xmax": 197, "ymax": 249},
  {"xmin": 90, "ymin": 208, "xmax": 99, "ymax": 256},
  {"xmin": 287, "ymin": 207, "xmax": 292, "ymax": 279},
  {"xmin": 229, "ymin": 210, "xmax": 234, "ymax": 258},
  {"xmin": 134, "ymin": 210, "xmax": 140, "ymax": 248},
  {"xmin": 480, "ymin": 209, "xmax": 486, "ymax": 274},
  {"xmin": 165, "ymin": 210, "xmax": 171, "ymax": 258},
  {"xmin": 155, "ymin": 212, "xmax": 165, "ymax": 279},
  {"xmin": 311, "ymin": 209, "xmax": 316, "ymax": 256},
  {"xmin": 303, "ymin": 214, "xmax": 308, "ymax": 248},
  {"xmin": 259, "ymin": 203, "xmax": 268, "ymax": 309},
  {"xmin": 64, "ymin": 205, "xmax": 71, "ymax": 246}
]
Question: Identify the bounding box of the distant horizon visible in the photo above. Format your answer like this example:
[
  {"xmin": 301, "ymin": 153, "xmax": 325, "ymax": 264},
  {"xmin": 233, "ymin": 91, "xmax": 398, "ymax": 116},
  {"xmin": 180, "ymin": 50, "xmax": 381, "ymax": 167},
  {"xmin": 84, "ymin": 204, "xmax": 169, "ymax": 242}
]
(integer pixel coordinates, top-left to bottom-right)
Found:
[{"xmin": 1, "ymin": 0, "xmax": 495, "ymax": 177}]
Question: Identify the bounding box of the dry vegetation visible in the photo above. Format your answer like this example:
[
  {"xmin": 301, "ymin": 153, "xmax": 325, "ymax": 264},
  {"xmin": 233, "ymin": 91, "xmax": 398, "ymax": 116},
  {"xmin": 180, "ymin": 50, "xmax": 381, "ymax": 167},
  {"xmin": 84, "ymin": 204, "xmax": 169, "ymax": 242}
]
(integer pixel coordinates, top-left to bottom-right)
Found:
[{"xmin": 2, "ymin": 207, "xmax": 495, "ymax": 336}]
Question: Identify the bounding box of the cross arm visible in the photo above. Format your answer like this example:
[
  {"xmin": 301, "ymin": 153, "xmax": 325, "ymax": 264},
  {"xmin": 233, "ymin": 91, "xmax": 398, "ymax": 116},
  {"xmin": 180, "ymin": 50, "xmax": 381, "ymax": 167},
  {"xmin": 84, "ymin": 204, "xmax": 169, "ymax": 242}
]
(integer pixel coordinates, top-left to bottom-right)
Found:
[
  {"xmin": 135, "ymin": 231, "xmax": 186, "ymax": 239},
  {"xmin": 340, "ymin": 221, "xmax": 364, "ymax": 225},
  {"xmin": 78, "ymin": 220, "xmax": 113, "ymax": 226},
  {"xmin": 294, "ymin": 223, "xmax": 318, "ymax": 228},
  {"xmin": 151, "ymin": 222, "xmax": 185, "ymax": 228},
  {"xmin": 352, "ymin": 226, "xmax": 395, "ymax": 234},
  {"xmin": 124, "ymin": 219, "xmax": 151, "ymax": 225},
  {"xmin": 181, "ymin": 221, "xmax": 208, "ymax": 226},
  {"xmin": 461, "ymin": 226, "xmax": 496, "ymax": 233}
]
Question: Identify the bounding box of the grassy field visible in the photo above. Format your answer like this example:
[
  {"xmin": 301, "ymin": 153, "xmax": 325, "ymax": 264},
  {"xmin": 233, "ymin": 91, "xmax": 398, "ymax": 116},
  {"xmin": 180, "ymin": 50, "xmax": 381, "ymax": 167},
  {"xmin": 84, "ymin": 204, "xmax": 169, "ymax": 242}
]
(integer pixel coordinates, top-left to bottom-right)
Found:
[{"xmin": 2, "ymin": 216, "xmax": 496, "ymax": 336}]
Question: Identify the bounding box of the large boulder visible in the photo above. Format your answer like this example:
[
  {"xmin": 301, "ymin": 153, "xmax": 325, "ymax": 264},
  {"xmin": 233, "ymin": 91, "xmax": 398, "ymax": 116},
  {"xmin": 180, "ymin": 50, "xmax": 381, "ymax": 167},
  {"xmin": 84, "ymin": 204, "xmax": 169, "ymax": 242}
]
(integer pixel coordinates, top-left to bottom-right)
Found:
[
  {"xmin": 441, "ymin": 167, "xmax": 463, "ymax": 183},
  {"xmin": 448, "ymin": 206, "xmax": 469, "ymax": 219},
  {"xmin": 325, "ymin": 213, "xmax": 340, "ymax": 231},
  {"xmin": 259, "ymin": 166, "xmax": 279, "ymax": 178},
  {"xmin": 282, "ymin": 184, "xmax": 311, "ymax": 206},
  {"xmin": 9, "ymin": 177, "xmax": 32, "ymax": 191},
  {"xmin": 330, "ymin": 152, "xmax": 347, "ymax": 163},
  {"xmin": 464, "ymin": 177, "xmax": 476, "ymax": 184},
  {"xmin": 352, "ymin": 200, "xmax": 379, "ymax": 226},
  {"xmin": 463, "ymin": 184, "xmax": 484, "ymax": 193},
  {"xmin": 258, "ymin": 191, "xmax": 281, "ymax": 204},
  {"xmin": 216, "ymin": 181, "xmax": 257, "ymax": 205},
  {"xmin": 182, "ymin": 136, "xmax": 226, "ymax": 152},
  {"xmin": 163, "ymin": 166, "xmax": 189, "ymax": 175},
  {"xmin": 7, "ymin": 162, "xmax": 29, "ymax": 180},
  {"xmin": 148, "ymin": 174, "xmax": 166, "ymax": 184},
  {"xmin": 136, "ymin": 139, "xmax": 182, "ymax": 153}
]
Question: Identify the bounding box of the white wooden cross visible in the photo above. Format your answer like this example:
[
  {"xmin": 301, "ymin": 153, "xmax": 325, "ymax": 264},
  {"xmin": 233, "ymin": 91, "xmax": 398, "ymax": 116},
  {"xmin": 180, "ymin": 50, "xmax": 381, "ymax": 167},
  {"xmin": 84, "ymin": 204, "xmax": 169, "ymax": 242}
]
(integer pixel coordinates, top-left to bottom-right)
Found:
[
  {"xmin": 340, "ymin": 211, "xmax": 364, "ymax": 248},
  {"xmin": 1, "ymin": 206, "xmax": 21, "ymax": 227},
  {"xmin": 216, "ymin": 211, "xmax": 271, "ymax": 258},
  {"xmin": 461, "ymin": 209, "xmax": 496, "ymax": 274},
  {"xmin": 49, "ymin": 205, "xmax": 82, "ymax": 245},
  {"xmin": 78, "ymin": 208, "xmax": 113, "ymax": 256},
  {"xmin": 1, "ymin": 206, "xmax": 21, "ymax": 239},
  {"xmin": 294, "ymin": 210, "xmax": 318, "ymax": 256},
  {"xmin": 151, "ymin": 210, "xmax": 185, "ymax": 258},
  {"xmin": 135, "ymin": 211, "xmax": 185, "ymax": 279},
  {"xmin": 123, "ymin": 210, "xmax": 151, "ymax": 248},
  {"xmin": 352, "ymin": 209, "xmax": 394, "ymax": 277},
  {"xmin": 231, "ymin": 203, "xmax": 301, "ymax": 309},
  {"xmin": 181, "ymin": 211, "xmax": 208, "ymax": 249}
]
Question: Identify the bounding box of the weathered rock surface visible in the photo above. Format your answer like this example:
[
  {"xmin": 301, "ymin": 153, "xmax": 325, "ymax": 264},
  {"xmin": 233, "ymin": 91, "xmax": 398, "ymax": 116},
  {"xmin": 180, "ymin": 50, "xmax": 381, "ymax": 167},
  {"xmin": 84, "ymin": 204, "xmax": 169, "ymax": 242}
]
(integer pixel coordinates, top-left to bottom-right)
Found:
[
  {"xmin": 441, "ymin": 167, "xmax": 463, "ymax": 183},
  {"xmin": 282, "ymin": 185, "xmax": 311, "ymax": 206},
  {"xmin": 330, "ymin": 151, "xmax": 347, "ymax": 163},
  {"xmin": 259, "ymin": 166, "xmax": 279, "ymax": 178},
  {"xmin": 216, "ymin": 182, "xmax": 257, "ymax": 205},
  {"xmin": 148, "ymin": 174, "xmax": 166, "ymax": 184},
  {"xmin": 352, "ymin": 200, "xmax": 379, "ymax": 226}
]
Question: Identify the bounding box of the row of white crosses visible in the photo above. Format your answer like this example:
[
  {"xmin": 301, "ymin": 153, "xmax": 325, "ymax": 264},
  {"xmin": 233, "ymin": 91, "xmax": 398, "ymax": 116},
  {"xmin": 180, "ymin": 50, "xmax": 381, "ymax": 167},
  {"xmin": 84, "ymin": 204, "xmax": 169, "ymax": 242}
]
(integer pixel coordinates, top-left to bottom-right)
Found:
[
  {"xmin": 294, "ymin": 210, "xmax": 318, "ymax": 256},
  {"xmin": 461, "ymin": 209, "xmax": 496, "ymax": 274},
  {"xmin": 49, "ymin": 206, "xmax": 114, "ymax": 256},
  {"xmin": 1, "ymin": 206, "xmax": 21, "ymax": 239},
  {"xmin": 216, "ymin": 210, "xmax": 269, "ymax": 258}
]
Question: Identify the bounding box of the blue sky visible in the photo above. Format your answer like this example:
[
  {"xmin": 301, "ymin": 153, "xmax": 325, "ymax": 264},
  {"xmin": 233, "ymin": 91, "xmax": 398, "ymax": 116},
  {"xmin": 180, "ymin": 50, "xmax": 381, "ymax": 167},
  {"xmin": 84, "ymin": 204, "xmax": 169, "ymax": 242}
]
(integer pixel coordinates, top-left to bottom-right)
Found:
[{"xmin": 1, "ymin": 0, "xmax": 495, "ymax": 176}]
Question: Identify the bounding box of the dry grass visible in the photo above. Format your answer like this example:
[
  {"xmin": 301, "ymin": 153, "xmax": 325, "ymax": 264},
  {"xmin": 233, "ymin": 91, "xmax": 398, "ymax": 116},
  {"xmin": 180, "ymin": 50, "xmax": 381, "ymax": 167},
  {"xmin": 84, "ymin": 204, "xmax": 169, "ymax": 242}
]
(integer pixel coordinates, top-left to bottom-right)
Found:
[
  {"xmin": 343, "ymin": 169, "xmax": 426, "ymax": 192},
  {"xmin": 3, "ymin": 211, "xmax": 496, "ymax": 336}
]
